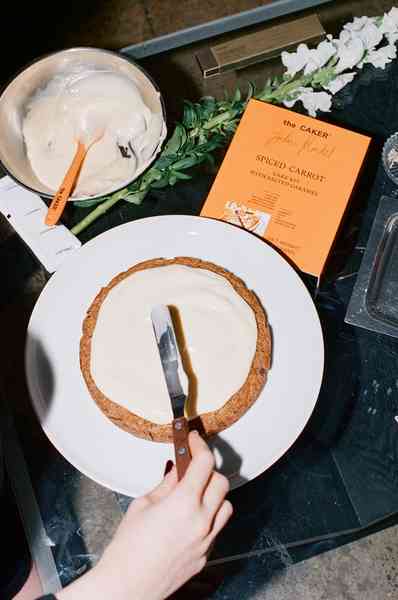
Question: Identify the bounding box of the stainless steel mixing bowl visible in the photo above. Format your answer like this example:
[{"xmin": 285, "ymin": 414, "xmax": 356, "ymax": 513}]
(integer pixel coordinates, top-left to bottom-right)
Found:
[{"xmin": 0, "ymin": 47, "xmax": 167, "ymax": 202}]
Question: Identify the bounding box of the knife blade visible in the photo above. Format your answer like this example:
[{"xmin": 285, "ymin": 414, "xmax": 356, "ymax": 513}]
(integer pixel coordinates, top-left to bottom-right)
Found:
[{"xmin": 151, "ymin": 305, "xmax": 191, "ymax": 479}]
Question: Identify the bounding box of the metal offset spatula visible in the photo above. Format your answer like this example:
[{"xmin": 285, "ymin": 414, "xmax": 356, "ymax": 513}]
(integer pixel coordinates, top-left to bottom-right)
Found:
[{"xmin": 151, "ymin": 305, "xmax": 192, "ymax": 479}]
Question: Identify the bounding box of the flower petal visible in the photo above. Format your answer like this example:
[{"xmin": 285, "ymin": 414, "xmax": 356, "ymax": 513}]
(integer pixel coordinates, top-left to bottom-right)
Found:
[
  {"xmin": 362, "ymin": 43, "xmax": 397, "ymax": 69},
  {"xmin": 282, "ymin": 97, "xmax": 298, "ymax": 109},
  {"xmin": 303, "ymin": 40, "xmax": 336, "ymax": 75},
  {"xmin": 283, "ymin": 88, "xmax": 332, "ymax": 117},
  {"xmin": 334, "ymin": 37, "xmax": 365, "ymax": 74},
  {"xmin": 358, "ymin": 22, "xmax": 383, "ymax": 50},
  {"xmin": 301, "ymin": 90, "xmax": 332, "ymax": 117},
  {"xmin": 387, "ymin": 7, "xmax": 398, "ymax": 27},
  {"xmin": 387, "ymin": 31, "xmax": 398, "ymax": 44},
  {"xmin": 324, "ymin": 72, "xmax": 355, "ymax": 94},
  {"xmin": 281, "ymin": 43, "xmax": 312, "ymax": 76},
  {"xmin": 344, "ymin": 16, "xmax": 376, "ymax": 32}
]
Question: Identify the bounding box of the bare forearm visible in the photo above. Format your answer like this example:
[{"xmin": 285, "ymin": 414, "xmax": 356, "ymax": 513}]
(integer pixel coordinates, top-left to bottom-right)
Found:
[{"xmin": 55, "ymin": 565, "xmax": 127, "ymax": 600}]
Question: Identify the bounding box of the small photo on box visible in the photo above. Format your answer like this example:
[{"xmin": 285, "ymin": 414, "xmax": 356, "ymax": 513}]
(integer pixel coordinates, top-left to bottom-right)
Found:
[{"xmin": 222, "ymin": 201, "xmax": 271, "ymax": 236}]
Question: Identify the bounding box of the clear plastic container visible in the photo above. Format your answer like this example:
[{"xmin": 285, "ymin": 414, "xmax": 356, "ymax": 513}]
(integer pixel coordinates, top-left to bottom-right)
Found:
[
  {"xmin": 366, "ymin": 213, "xmax": 398, "ymax": 327},
  {"xmin": 346, "ymin": 195, "xmax": 398, "ymax": 338}
]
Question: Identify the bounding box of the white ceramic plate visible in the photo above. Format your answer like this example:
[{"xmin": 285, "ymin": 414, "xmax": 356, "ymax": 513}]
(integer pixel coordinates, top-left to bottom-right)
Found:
[{"xmin": 26, "ymin": 215, "xmax": 324, "ymax": 497}]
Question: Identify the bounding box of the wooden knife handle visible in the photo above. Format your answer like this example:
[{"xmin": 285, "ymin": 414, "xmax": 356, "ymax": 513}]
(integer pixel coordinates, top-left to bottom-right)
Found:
[{"xmin": 172, "ymin": 417, "xmax": 191, "ymax": 480}]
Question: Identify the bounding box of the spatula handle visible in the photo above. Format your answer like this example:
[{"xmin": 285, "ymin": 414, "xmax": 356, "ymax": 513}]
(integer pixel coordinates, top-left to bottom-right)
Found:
[
  {"xmin": 172, "ymin": 417, "xmax": 191, "ymax": 480},
  {"xmin": 45, "ymin": 141, "xmax": 87, "ymax": 226}
]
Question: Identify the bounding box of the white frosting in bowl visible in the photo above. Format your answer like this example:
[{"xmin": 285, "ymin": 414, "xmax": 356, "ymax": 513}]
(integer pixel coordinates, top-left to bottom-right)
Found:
[
  {"xmin": 90, "ymin": 265, "xmax": 258, "ymax": 425},
  {"xmin": 22, "ymin": 68, "xmax": 164, "ymax": 198}
]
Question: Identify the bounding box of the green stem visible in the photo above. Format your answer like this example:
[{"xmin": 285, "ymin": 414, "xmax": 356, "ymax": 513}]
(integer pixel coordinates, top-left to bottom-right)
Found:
[
  {"xmin": 256, "ymin": 76, "xmax": 306, "ymax": 102},
  {"xmin": 187, "ymin": 109, "xmax": 240, "ymax": 139},
  {"xmin": 71, "ymin": 192, "xmax": 126, "ymax": 235},
  {"xmin": 203, "ymin": 109, "xmax": 237, "ymax": 130}
]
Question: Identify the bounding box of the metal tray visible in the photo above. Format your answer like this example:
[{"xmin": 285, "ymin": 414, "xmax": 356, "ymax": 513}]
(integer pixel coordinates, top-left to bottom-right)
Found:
[{"xmin": 121, "ymin": 0, "xmax": 331, "ymax": 59}]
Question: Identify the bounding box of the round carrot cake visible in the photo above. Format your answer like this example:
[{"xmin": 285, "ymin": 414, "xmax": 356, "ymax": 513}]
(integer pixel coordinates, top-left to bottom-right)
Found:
[{"xmin": 80, "ymin": 257, "xmax": 271, "ymax": 442}]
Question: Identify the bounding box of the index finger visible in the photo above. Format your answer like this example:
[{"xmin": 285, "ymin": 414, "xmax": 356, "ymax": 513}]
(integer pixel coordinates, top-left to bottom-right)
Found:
[{"xmin": 181, "ymin": 431, "xmax": 215, "ymax": 496}]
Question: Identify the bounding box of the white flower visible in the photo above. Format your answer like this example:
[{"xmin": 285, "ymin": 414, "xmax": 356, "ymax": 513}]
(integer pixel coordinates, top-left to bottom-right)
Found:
[
  {"xmin": 337, "ymin": 29, "xmax": 352, "ymax": 45},
  {"xmin": 386, "ymin": 31, "xmax": 398, "ymax": 44},
  {"xmin": 386, "ymin": 7, "xmax": 398, "ymax": 28},
  {"xmin": 324, "ymin": 72, "xmax": 355, "ymax": 94},
  {"xmin": 342, "ymin": 17, "xmax": 382, "ymax": 50},
  {"xmin": 300, "ymin": 90, "xmax": 332, "ymax": 116},
  {"xmin": 283, "ymin": 87, "xmax": 332, "ymax": 117},
  {"xmin": 281, "ymin": 44, "xmax": 312, "ymax": 76},
  {"xmin": 380, "ymin": 8, "xmax": 398, "ymax": 43},
  {"xmin": 344, "ymin": 16, "xmax": 376, "ymax": 32},
  {"xmin": 357, "ymin": 22, "xmax": 383, "ymax": 50},
  {"xmin": 341, "ymin": 16, "xmax": 382, "ymax": 52},
  {"xmin": 279, "ymin": 12, "xmax": 398, "ymax": 117},
  {"xmin": 334, "ymin": 37, "xmax": 365, "ymax": 73},
  {"xmin": 281, "ymin": 41, "xmax": 336, "ymax": 77},
  {"xmin": 303, "ymin": 40, "xmax": 336, "ymax": 75},
  {"xmin": 360, "ymin": 43, "xmax": 397, "ymax": 69},
  {"xmin": 380, "ymin": 12, "xmax": 398, "ymax": 34}
]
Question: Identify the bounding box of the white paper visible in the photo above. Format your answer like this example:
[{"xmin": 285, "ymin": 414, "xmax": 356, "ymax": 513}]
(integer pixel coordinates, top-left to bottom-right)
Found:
[{"xmin": 0, "ymin": 176, "xmax": 81, "ymax": 273}]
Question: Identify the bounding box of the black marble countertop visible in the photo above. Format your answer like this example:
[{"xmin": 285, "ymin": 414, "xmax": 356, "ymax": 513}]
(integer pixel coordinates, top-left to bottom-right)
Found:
[{"xmin": 2, "ymin": 52, "xmax": 398, "ymax": 598}]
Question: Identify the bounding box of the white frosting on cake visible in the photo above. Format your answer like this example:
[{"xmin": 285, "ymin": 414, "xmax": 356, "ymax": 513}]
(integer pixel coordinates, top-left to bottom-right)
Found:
[{"xmin": 90, "ymin": 264, "xmax": 257, "ymax": 424}]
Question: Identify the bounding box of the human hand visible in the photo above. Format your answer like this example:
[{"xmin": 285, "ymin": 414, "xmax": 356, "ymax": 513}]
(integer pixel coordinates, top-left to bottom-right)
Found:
[{"xmin": 56, "ymin": 431, "xmax": 232, "ymax": 600}]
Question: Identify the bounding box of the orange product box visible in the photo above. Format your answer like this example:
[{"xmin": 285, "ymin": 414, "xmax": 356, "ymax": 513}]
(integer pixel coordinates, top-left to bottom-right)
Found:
[{"xmin": 201, "ymin": 99, "xmax": 371, "ymax": 277}]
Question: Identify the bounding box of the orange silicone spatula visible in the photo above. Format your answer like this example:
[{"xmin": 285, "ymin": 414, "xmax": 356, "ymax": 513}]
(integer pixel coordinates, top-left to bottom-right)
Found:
[{"xmin": 45, "ymin": 127, "xmax": 104, "ymax": 226}]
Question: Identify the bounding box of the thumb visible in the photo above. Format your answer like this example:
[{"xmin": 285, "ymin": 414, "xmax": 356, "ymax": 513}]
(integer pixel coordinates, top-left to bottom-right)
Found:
[{"xmin": 147, "ymin": 465, "xmax": 178, "ymax": 502}]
